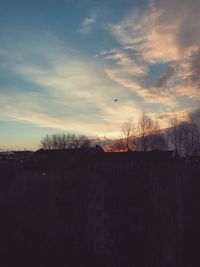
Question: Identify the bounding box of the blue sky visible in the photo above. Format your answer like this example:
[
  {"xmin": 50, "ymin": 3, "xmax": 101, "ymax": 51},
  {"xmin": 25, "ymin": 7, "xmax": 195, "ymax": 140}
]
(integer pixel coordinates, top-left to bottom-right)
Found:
[{"xmin": 0, "ymin": 0, "xmax": 200, "ymax": 150}]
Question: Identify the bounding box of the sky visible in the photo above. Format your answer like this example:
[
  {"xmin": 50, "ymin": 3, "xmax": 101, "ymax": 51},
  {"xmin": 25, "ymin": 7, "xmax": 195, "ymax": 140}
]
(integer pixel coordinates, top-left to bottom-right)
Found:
[{"xmin": 0, "ymin": 0, "xmax": 200, "ymax": 150}]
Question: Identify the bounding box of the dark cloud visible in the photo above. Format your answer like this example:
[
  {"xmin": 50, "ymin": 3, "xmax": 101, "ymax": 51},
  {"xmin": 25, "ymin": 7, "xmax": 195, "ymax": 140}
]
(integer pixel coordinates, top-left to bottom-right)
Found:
[
  {"xmin": 156, "ymin": 65, "xmax": 176, "ymax": 88},
  {"xmin": 186, "ymin": 49, "xmax": 200, "ymax": 88},
  {"xmin": 155, "ymin": 0, "xmax": 200, "ymax": 53},
  {"xmin": 148, "ymin": 0, "xmax": 200, "ymax": 92}
]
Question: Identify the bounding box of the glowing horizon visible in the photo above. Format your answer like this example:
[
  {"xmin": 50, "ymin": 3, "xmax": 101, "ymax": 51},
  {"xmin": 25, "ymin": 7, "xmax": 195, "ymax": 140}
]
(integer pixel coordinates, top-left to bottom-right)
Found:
[{"xmin": 1, "ymin": 0, "xmax": 200, "ymax": 150}]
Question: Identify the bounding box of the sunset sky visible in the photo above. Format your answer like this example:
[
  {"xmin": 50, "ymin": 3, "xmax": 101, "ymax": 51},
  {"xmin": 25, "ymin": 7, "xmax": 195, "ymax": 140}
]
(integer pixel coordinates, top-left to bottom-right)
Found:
[{"xmin": 0, "ymin": 0, "xmax": 200, "ymax": 150}]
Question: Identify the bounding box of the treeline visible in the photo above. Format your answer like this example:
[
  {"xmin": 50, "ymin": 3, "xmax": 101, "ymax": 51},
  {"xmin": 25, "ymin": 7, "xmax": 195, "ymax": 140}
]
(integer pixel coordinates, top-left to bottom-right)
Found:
[
  {"xmin": 106, "ymin": 112, "xmax": 200, "ymax": 156},
  {"xmin": 41, "ymin": 134, "xmax": 91, "ymax": 150},
  {"xmin": 40, "ymin": 112, "xmax": 200, "ymax": 157},
  {"xmin": 167, "ymin": 113, "xmax": 200, "ymax": 156},
  {"xmin": 107, "ymin": 112, "xmax": 166, "ymax": 152}
]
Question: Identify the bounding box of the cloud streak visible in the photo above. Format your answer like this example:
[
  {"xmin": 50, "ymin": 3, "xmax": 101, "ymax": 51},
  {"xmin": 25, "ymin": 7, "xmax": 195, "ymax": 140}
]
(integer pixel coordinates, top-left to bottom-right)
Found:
[
  {"xmin": 77, "ymin": 12, "xmax": 97, "ymax": 33},
  {"xmin": 0, "ymin": 31, "xmax": 143, "ymax": 138}
]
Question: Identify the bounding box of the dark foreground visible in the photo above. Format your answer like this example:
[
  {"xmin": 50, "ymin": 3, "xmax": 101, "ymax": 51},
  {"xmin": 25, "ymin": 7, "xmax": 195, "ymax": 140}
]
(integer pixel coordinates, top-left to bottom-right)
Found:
[{"xmin": 0, "ymin": 150, "xmax": 200, "ymax": 267}]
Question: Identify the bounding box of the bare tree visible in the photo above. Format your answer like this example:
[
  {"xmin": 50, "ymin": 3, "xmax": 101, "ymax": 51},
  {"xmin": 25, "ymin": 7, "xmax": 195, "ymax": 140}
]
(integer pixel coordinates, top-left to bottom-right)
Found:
[
  {"xmin": 121, "ymin": 118, "xmax": 136, "ymax": 151},
  {"xmin": 137, "ymin": 112, "xmax": 166, "ymax": 151},
  {"xmin": 40, "ymin": 134, "xmax": 91, "ymax": 150},
  {"xmin": 137, "ymin": 112, "xmax": 152, "ymax": 151},
  {"xmin": 186, "ymin": 113, "xmax": 200, "ymax": 155},
  {"xmin": 168, "ymin": 115, "xmax": 183, "ymax": 153},
  {"xmin": 110, "ymin": 138, "xmax": 127, "ymax": 152},
  {"xmin": 148, "ymin": 121, "xmax": 167, "ymax": 151},
  {"xmin": 78, "ymin": 135, "xmax": 91, "ymax": 148},
  {"xmin": 178, "ymin": 113, "xmax": 200, "ymax": 156},
  {"xmin": 41, "ymin": 135, "xmax": 53, "ymax": 150},
  {"xmin": 167, "ymin": 113, "xmax": 200, "ymax": 156}
]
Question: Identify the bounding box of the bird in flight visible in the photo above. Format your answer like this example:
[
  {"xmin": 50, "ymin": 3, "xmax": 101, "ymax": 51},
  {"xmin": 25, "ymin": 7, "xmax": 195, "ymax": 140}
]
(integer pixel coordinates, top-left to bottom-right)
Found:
[{"xmin": 114, "ymin": 99, "xmax": 118, "ymax": 102}]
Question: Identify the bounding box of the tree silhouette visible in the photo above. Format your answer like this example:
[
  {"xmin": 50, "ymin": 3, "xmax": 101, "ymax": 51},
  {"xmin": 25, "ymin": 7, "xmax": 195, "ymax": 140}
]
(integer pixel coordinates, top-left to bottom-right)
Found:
[{"xmin": 40, "ymin": 134, "xmax": 91, "ymax": 150}]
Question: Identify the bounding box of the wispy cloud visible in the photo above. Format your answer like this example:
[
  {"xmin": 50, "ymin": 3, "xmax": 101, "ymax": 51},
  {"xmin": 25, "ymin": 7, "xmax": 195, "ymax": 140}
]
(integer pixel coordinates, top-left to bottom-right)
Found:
[
  {"xmin": 77, "ymin": 12, "xmax": 97, "ymax": 33},
  {"xmin": 109, "ymin": 9, "xmax": 180, "ymax": 63},
  {"xmin": 101, "ymin": 51, "xmax": 176, "ymax": 106},
  {"xmin": 0, "ymin": 31, "xmax": 142, "ymax": 138},
  {"xmin": 174, "ymin": 84, "xmax": 200, "ymax": 99}
]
